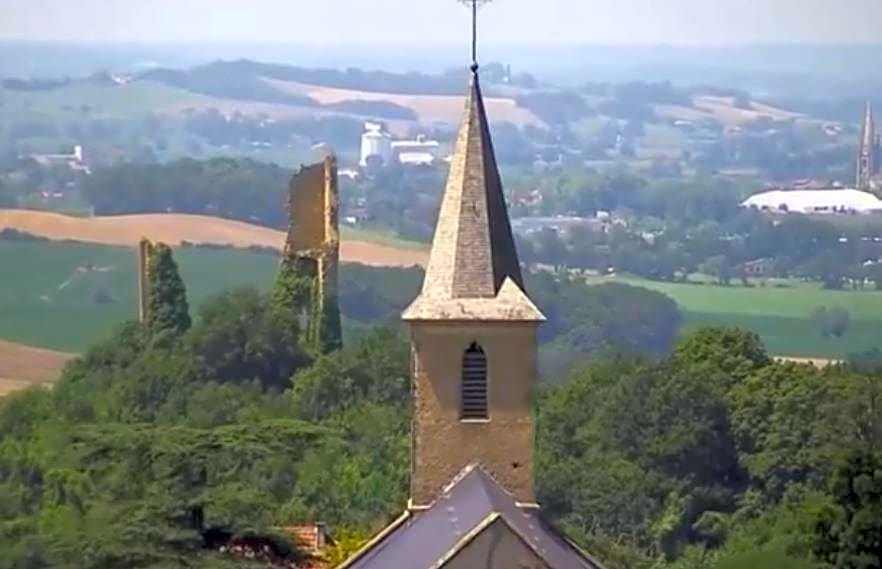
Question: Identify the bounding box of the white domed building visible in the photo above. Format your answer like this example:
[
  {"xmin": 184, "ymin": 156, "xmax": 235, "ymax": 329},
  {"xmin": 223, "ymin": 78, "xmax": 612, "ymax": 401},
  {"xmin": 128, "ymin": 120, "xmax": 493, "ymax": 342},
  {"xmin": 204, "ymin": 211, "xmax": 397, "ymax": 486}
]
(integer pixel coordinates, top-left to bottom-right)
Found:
[{"xmin": 741, "ymin": 188, "xmax": 882, "ymax": 214}]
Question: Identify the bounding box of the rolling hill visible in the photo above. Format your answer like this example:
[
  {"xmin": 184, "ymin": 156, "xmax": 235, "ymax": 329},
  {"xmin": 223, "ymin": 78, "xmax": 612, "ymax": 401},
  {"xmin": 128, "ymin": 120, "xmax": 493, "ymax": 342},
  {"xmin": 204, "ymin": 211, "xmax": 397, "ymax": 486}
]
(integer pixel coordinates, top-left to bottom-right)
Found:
[
  {"xmin": 264, "ymin": 77, "xmax": 542, "ymax": 127},
  {"xmin": 0, "ymin": 210, "xmax": 428, "ymax": 268}
]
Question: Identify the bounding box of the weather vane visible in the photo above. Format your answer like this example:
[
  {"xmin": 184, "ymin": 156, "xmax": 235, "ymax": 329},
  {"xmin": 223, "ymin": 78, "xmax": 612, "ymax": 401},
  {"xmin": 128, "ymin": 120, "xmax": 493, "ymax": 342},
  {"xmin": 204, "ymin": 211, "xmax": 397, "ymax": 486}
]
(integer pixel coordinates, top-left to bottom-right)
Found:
[{"xmin": 458, "ymin": 0, "xmax": 493, "ymax": 71}]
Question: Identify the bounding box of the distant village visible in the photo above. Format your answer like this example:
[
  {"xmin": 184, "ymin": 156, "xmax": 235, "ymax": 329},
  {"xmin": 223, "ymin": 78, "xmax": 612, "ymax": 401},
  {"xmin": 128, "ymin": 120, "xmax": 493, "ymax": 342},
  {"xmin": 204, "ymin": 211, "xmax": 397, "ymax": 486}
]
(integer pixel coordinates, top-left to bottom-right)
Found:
[{"xmin": 10, "ymin": 83, "xmax": 882, "ymax": 245}]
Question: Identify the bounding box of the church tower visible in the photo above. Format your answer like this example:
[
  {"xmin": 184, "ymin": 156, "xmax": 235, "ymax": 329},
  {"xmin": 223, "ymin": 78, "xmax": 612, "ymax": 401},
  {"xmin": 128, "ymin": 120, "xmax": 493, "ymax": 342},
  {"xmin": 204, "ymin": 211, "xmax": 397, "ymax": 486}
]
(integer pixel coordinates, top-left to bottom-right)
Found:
[
  {"xmin": 856, "ymin": 101, "xmax": 879, "ymax": 191},
  {"xmin": 340, "ymin": 4, "xmax": 601, "ymax": 567},
  {"xmin": 402, "ymin": 67, "xmax": 545, "ymax": 507}
]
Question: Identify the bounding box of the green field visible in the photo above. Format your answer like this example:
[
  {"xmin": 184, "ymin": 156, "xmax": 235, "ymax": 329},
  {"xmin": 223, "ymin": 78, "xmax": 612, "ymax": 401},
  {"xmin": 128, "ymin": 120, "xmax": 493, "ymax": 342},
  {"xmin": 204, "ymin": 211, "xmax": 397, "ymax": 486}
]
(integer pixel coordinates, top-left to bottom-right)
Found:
[
  {"xmin": 0, "ymin": 80, "xmax": 205, "ymax": 122},
  {"xmin": 587, "ymin": 275, "xmax": 882, "ymax": 358},
  {"xmin": 0, "ymin": 241, "xmax": 279, "ymax": 352},
  {"xmin": 340, "ymin": 226, "xmax": 428, "ymax": 250},
  {"xmin": 3, "ymin": 240, "xmax": 882, "ymax": 358}
]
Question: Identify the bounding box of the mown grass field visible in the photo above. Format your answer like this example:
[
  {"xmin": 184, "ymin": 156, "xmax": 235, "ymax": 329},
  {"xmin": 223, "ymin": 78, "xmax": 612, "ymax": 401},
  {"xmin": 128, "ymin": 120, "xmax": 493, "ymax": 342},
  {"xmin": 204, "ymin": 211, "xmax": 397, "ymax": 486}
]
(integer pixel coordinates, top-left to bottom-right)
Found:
[
  {"xmin": 0, "ymin": 241, "xmax": 279, "ymax": 352},
  {"xmin": 340, "ymin": 226, "xmax": 428, "ymax": 251},
  {"xmin": 3, "ymin": 239, "xmax": 882, "ymax": 358},
  {"xmin": 0, "ymin": 80, "xmax": 205, "ymax": 122},
  {"xmin": 587, "ymin": 275, "xmax": 882, "ymax": 358}
]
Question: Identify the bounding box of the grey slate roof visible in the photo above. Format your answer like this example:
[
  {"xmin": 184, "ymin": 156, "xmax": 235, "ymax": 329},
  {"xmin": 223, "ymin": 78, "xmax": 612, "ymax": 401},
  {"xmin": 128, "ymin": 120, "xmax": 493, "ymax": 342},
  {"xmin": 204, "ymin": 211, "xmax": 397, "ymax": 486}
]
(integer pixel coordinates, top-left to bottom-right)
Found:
[
  {"xmin": 403, "ymin": 69, "xmax": 544, "ymax": 323},
  {"xmin": 340, "ymin": 464, "xmax": 603, "ymax": 569}
]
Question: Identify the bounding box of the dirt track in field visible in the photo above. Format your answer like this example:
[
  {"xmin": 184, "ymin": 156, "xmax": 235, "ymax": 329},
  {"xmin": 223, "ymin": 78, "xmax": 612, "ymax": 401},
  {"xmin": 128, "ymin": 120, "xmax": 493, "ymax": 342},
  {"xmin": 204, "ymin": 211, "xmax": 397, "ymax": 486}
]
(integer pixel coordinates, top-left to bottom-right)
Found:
[{"xmin": 0, "ymin": 210, "xmax": 428, "ymax": 268}]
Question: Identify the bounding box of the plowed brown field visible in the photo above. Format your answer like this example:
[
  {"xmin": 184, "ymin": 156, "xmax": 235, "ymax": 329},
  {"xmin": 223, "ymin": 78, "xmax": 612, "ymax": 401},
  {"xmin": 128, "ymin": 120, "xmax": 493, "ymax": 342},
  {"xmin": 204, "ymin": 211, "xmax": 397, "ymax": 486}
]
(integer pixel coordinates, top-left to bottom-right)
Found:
[
  {"xmin": 0, "ymin": 210, "xmax": 427, "ymax": 268},
  {"xmin": 0, "ymin": 340, "xmax": 73, "ymax": 396}
]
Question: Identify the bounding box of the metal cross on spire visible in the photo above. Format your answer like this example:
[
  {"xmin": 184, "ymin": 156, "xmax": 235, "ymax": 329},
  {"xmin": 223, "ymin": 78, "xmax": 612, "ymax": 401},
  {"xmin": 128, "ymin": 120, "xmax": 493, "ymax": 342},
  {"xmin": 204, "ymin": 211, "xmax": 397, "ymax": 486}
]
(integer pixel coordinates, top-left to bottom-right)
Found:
[{"xmin": 458, "ymin": 0, "xmax": 493, "ymax": 72}]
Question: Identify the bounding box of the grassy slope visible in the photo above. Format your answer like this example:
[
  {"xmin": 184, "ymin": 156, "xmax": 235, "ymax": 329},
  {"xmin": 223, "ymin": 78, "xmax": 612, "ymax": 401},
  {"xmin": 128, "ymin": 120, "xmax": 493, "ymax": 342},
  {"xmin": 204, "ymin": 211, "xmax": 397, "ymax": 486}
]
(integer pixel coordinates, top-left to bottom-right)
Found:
[
  {"xmin": 0, "ymin": 241, "xmax": 279, "ymax": 351},
  {"xmin": 4, "ymin": 239, "xmax": 882, "ymax": 358},
  {"xmin": 0, "ymin": 239, "xmax": 422, "ymax": 353},
  {"xmin": 340, "ymin": 226, "xmax": 428, "ymax": 251},
  {"xmin": 587, "ymin": 275, "xmax": 882, "ymax": 357},
  {"xmin": 0, "ymin": 80, "xmax": 205, "ymax": 120}
]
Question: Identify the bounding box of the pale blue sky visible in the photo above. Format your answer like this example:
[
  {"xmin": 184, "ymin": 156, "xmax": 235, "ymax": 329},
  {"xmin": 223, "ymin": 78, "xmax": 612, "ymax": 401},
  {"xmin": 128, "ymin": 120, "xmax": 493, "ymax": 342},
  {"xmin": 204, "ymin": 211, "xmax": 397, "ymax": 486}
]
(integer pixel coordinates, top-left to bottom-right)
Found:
[{"xmin": 1, "ymin": 0, "xmax": 881, "ymax": 46}]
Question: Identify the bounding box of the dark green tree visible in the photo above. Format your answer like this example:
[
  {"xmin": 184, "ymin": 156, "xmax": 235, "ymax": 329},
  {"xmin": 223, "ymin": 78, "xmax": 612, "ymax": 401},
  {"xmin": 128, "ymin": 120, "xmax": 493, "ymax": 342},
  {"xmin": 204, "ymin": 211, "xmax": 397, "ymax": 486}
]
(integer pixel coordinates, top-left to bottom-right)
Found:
[
  {"xmin": 811, "ymin": 307, "xmax": 851, "ymax": 339},
  {"xmin": 537, "ymin": 352, "xmax": 743, "ymax": 559},
  {"xmin": 672, "ymin": 327, "xmax": 771, "ymax": 389},
  {"xmin": 730, "ymin": 363, "xmax": 838, "ymax": 501},
  {"xmin": 700, "ymin": 255, "xmax": 733, "ymax": 286},
  {"xmin": 147, "ymin": 244, "xmax": 191, "ymax": 337},
  {"xmin": 289, "ymin": 327, "xmax": 409, "ymax": 422},
  {"xmin": 811, "ymin": 450, "xmax": 882, "ymax": 569},
  {"xmin": 187, "ymin": 287, "xmax": 310, "ymax": 391}
]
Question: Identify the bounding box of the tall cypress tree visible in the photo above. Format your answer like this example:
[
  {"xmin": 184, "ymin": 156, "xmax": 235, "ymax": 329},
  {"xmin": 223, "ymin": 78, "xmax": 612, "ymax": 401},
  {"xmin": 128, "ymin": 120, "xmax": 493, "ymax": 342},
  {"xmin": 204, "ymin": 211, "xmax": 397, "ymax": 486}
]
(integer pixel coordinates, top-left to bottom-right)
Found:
[{"xmin": 147, "ymin": 244, "xmax": 191, "ymax": 337}]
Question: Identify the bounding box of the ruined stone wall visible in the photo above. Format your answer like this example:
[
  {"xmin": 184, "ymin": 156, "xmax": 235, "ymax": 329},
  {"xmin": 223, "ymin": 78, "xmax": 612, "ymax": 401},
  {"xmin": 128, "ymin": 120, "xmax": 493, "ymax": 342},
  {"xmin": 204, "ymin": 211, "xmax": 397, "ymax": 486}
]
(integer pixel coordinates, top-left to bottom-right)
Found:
[
  {"xmin": 278, "ymin": 155, "xmax": 342, "ymax": 353},
  {"xmin": 137, "ymin": 238, "xmax": 155, "ymax": 323},
  {"xmin": 409, "ymin": 321, "xmax": 539, "ymax": 507}
]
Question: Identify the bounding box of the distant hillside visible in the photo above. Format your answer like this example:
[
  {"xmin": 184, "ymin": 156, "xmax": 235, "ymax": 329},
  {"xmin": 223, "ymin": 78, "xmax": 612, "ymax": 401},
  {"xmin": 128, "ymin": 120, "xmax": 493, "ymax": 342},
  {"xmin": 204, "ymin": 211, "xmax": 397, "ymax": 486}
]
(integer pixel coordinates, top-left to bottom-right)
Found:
[
  {"xmin": 142, "ymin": 59, "xmax": 473, "ymax": 96},
  {"xmin": 140, "ymin": 61, "xmax": 421, "ymax": 121},
  {"xmin": 136, "ymin": 60, "xmax": 543, "ymax": 122},
  {"xmin": 268, "ymin": 78, "xmax": 541, "ymax": 126},
  {"xmin": 141, "ymin": 65, "xmax": 318, "ymax": 107},
  {"xmin": 0, "ymin": 209, "xmax": 428, "ymax": 268},
  {"xmin": 0, "ymin": 58, "xmax": 816, "ymax": 130}
]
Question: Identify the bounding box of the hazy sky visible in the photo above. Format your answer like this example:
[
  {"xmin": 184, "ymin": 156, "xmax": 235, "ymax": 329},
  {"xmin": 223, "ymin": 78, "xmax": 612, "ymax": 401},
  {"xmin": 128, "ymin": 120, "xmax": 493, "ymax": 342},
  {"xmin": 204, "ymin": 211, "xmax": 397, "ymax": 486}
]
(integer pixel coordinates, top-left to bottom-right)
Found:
[{"xmin": 2, "ymin": 0, "xmax": 882, "ymax": 46}]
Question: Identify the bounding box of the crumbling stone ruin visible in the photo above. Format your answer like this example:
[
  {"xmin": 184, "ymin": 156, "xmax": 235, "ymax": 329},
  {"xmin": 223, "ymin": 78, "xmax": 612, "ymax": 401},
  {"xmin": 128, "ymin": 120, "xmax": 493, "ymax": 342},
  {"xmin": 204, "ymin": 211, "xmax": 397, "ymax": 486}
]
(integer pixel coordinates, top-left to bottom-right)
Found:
[
  {"xmin": 137, "ymin": 238, "xmax": 155, "ymax": 323},
  {"xmin": 273, "ymin": 155, "xmax": 342, "ymax": 354}
]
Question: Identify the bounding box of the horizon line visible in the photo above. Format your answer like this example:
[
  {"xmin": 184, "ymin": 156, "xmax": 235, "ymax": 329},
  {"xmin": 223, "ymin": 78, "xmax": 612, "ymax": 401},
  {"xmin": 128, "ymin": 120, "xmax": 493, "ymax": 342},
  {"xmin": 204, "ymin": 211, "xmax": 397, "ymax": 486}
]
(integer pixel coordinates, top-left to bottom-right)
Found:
[{"xmin": 3, "ymin": 39, "xmax": 882, "ymax": 49}]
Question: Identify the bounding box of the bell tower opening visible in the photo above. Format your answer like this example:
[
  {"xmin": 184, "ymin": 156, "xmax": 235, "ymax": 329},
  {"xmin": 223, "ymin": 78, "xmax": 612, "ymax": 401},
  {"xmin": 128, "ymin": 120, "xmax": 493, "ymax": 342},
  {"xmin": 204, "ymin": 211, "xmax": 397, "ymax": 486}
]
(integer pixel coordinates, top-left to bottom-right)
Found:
[{"xmin": 461, "ymin": 342, "xmax": 488, "ymax": 420}]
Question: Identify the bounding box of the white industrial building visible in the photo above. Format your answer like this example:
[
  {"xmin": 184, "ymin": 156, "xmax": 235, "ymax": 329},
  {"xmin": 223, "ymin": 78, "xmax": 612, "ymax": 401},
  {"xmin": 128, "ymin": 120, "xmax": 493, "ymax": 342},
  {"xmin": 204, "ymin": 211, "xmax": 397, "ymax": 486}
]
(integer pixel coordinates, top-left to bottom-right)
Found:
[
  {"xmin": 30, "ymin": 145, "xmax": 88, "ymax": 173},
  {"xmin": 742, "ymin": 188, "xmax": 882, "ymax": 214},
  {"xmin": 359, "ymin": 122, "xmax": 440, "ymax": 167},
  {"xmin": 359, "ymin": 122, "xmax": 393, "ymax": 167},
  {"xmin": 391, "ymin": 135, "xmax": 440, "ymax": 166}
]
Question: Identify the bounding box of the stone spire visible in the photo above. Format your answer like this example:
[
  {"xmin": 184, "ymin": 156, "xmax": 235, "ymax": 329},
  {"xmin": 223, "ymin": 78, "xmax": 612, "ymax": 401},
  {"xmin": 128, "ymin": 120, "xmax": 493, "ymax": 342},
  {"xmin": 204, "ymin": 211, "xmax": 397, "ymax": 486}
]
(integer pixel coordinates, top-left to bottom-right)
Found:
[
  {"xmin": 862, "ymin": 101, "xmax": 875, "ymax": 150},
  {"xmin": 857, "ymin": 101, "xmax": 877, "ymax": 191},
  {"xmin": 403, "ymin": 70, "xmax": 543, "ymax": 322}
]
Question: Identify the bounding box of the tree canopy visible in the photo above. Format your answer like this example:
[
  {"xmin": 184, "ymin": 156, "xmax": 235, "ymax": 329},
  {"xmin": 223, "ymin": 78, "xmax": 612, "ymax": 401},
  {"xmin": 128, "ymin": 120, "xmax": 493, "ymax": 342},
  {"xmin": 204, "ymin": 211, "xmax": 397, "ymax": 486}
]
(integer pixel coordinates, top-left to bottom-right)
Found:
[{"xmin": 1, "ymin": 285, "xmax": 880, "ymax": 568}]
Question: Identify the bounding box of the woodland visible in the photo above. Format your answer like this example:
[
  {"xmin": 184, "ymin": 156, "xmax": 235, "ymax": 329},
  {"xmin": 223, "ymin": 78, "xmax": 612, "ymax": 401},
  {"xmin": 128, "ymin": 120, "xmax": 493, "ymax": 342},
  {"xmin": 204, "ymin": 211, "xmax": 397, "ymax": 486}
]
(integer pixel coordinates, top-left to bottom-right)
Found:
[{"xmin": 1, "ymin": 247, "xmax": 880, "ymax": 568}]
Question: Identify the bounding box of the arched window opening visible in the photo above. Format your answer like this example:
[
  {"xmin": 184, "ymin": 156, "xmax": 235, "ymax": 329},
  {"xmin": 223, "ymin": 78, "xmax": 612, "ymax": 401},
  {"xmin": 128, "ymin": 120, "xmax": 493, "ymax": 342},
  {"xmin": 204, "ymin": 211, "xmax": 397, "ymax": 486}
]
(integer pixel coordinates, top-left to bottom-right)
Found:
[{"xmin": 461, "ymin": 342, "xmax": 488, "ymax": 420}]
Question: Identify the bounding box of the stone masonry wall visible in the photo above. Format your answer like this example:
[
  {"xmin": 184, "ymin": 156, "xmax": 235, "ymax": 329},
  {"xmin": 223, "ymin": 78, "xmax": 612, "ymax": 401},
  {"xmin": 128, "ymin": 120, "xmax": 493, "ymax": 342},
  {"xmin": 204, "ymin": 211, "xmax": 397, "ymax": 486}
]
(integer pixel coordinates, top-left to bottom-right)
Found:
[{"xmin": 409, "ymin": 321, "xmax": 539, "ymax": 507}]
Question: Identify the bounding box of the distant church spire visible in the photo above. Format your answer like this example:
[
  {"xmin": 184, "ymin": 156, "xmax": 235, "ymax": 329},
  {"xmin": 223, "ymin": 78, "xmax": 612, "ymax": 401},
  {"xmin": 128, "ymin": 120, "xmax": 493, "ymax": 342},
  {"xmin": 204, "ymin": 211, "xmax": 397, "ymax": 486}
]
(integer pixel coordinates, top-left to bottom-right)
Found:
[{"xmin": 857, "ymin": 100, "xmax": 879, "ymax": 191}]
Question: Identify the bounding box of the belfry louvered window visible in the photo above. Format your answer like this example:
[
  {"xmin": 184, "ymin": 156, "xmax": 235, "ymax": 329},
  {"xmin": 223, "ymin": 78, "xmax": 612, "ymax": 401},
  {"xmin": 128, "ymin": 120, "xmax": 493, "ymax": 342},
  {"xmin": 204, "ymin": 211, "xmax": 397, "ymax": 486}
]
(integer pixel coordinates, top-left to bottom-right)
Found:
[{"xmin": 461, "ymin": 342, "xmax": 488, "ymax": 420}]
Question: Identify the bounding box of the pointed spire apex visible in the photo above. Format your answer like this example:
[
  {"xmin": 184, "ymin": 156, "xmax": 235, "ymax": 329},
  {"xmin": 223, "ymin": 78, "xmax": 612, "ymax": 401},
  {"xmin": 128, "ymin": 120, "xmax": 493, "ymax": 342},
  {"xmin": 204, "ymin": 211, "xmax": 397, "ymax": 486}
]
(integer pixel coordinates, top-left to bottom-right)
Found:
[
  {"xmin": 422, "ymin": 73, "xmax": 523, "ymax": 297},
  {"xmin": 403, "ymin": 0, "xmax": 541, "ymax": 322},
  {"xmin": 403, "ymin": 67, "xmax": 542, "ymax": 322}
]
